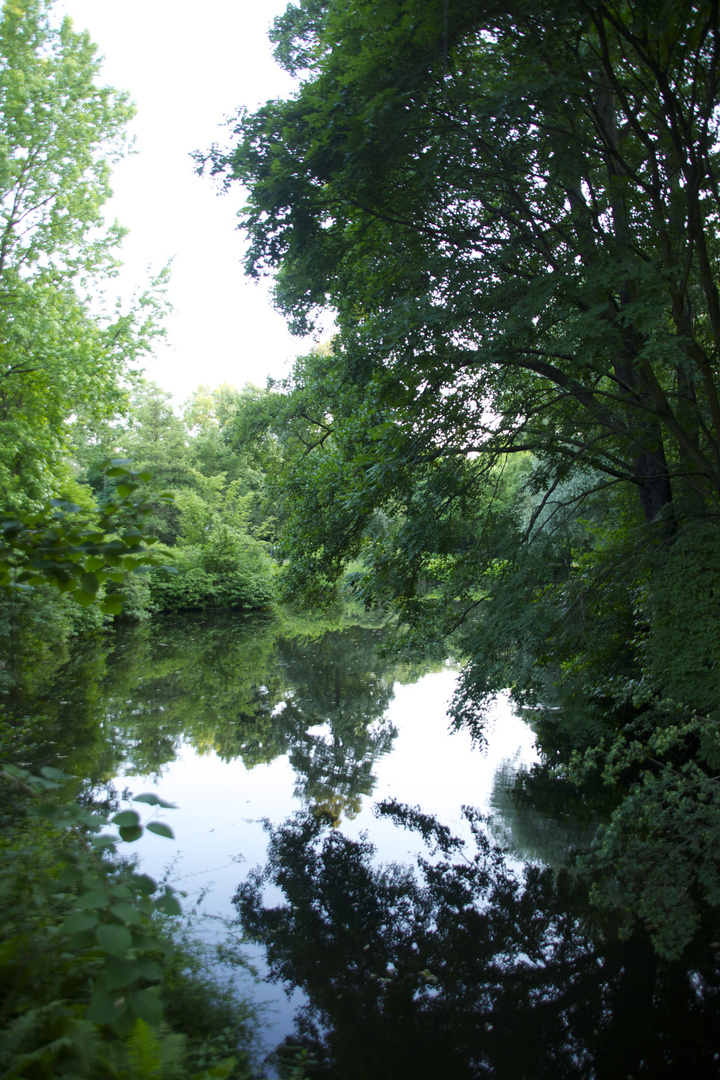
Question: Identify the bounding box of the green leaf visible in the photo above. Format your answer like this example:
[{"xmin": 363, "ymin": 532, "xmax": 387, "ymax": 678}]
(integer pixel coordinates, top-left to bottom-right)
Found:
[
  {"xmin": 76, "ymin": 889, "xmax": 109, "ymax": 909},
  {"xmin": 145, "ymin": 821, "xmax": 175, "ymax": 839},
  {"xmin": 133, "ymin": 793, "xmax": 178, "ymax": 809},
  {"xmin": 58, "ymin": 865, "xmax": 83, "ymax": 886},
  {"xmin": 74, "ymin": 590, "xmax": 97, "ymax": 607},
  {"xmin": 2, "ymin": 763, "xmax": 30, "ymax": 780},
  {"xmin": 112, "ymin": 810, "xmax": 141, "ymax": 828},
  {"xmin": 104, "ymin": 956, "xmax": 142, "ymax": 990},
  {"xmin": 111, "ymin": 901, "xmax": 143, "ymax": 924},
  {"xmin": 80, "ymin": 571, "xmax": 100, "ymax": 594},
  {"xmin": 131, "ymin": 873, "xmax": 158, "ymax": 895},
  {"xmin": 101, "ymin": 598, "xmax": 124, "ymax": 615},
  {"xmin": 131, "ymin": 988, "xmax": 164, "ymax": 1025},
  {"xmin": 86, "ymin": 988, "xmax": 130, "ymax": 1024},
  {"xmin": 132, "ymin": 932, "xmax": 170, "ymax": 954},
  {"xmin": 61, "ymin": 910, "xmax": 100, "ymax": 934},
  {"xmin": 39, "ymin": 765, "xmax": 75, "ymax": 781},
  {"xmin": 111, "ymin": 883, "xmax": 134, "ymax": 900},
  {"xmin": 96, "ymin": 923, "xmax": 133, "ymax": 956},
  {"xmin": 28, "ymin": 801, "xmax": 65, "ymax": 822},
  {"xmin": 119, "ymin": 824, "xmax": 143, "ymax": 842},
  {"xmin": 154, "ymin": 891, "xmax": 182, "ymax": 916},
  {"xmin": 91, "ymin": 834, "xmax": 118, "ymax": 850},
  {"xmin": 135, "ymin": 958, "xmax": 162, "ymax": 981}
]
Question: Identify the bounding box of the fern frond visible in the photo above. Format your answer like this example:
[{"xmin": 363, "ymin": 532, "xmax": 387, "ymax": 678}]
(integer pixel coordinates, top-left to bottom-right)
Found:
[{"xmin": 126, "ymin": 1018, "xmax": 164, "ymax": 1079}]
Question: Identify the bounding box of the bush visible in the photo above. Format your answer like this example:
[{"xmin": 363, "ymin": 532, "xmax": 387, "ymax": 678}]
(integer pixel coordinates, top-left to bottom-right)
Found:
[
  {"xmin": 0, "ymin": 765, "xmax": 256, "ymax": 1079},
  {"xmin": 149, "ymin": 530, "xmax": 275, "ymax": 613}
]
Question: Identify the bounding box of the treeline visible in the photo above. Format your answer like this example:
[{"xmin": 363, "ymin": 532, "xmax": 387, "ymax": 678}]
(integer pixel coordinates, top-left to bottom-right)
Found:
[{"xmin": 75, "ymin": 380, "xmax": 279, "ymax": 617}]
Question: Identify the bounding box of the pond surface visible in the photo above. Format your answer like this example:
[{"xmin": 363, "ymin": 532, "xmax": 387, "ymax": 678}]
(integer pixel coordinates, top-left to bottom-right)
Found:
[
  {"xmin": 99, "ymin": 615, "xmax": 541, "ymax": 1053},
  {"xmin": 44, "ymin": 612, "xmax": 720, "ymax": 1077}
]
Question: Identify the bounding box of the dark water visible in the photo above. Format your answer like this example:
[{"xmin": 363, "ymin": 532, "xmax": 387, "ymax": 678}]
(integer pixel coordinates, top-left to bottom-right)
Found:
[{"xmin": 29, "ymin": 612, "xmax": 720, "ymax": 1077}]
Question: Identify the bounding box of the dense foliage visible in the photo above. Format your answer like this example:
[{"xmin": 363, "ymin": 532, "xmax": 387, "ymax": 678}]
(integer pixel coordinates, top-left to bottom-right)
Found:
[
  {"xmin": 0, "ymin": 0, "xmax": 167, "ymax": 511},
  {"xmin": 75, "ymin": 381, "xmax": 277, "ymax": 616},
  {"xmin": 0, "ymin": 763, "xmax": 254, "ymax": 1079},
  {"xmin": 203, "ymin": 0, "xmax": 720, "ymax": 956}
]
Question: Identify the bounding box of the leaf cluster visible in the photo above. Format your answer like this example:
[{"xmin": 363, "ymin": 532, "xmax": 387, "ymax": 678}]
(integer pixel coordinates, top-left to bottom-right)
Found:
[{"xmin": 0, "ymin": 461, "xmax": 168, "ymax": 616}]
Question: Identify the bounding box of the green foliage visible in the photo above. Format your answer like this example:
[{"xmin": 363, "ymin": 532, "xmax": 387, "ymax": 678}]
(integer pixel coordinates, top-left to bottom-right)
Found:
[
  {"xmin": 570, "ymin": 707, "xmax": 720, "ymax": 960},
  {"xmin": 637, "ymin": 519, "xmax": 720, "ymax": 716},
  {"xmin": 0, "ymin": 767, "xmax": 178, "ymax": 1060},
  {"xmin": 0, "ymin": 461, "xmax": 170, "ymax": 705},
  {"xmin": 0, "ymin": 510, "xmax": 258, "ymax": 1080},
  {"xmin": 0, "ymin": 463, "xmax": 165, "ymax": 612},
  {"xmin": 204, "ymin": 0, "xmax": 720, "ymax": 519},
  {"xmin": 75, "ymin": 382, "xmax": 279, "ymax": 615},
  {"xmin": 0, "ymin": 0, "xmax": 168, "ymax": 510},
  {"xmin": 148, "ymin": 530, "xmax": 274, "ymax": 613},
  {"xmin": 0, "ymin": 765, "xmax": 253, "ymax": 1080}
]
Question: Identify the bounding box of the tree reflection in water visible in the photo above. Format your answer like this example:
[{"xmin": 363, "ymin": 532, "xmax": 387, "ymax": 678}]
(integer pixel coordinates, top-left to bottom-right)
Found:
[
  {"xmin": 35, "ymin": 614, "xmax": 410, "ymax": 827},
  {"xmin": 235, "ymin": 803, "xmax": 720, "ymax": 1079}
]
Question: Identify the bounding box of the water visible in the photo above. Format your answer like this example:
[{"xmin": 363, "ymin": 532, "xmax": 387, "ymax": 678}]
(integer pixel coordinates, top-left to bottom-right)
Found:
[
  {"xmin": 38, "ymin": 611, "xmax": 720, "ymax": 1077},
  {"xmin": 104, "ymin": 621, "xmax": 540, "ymax": 1059}
]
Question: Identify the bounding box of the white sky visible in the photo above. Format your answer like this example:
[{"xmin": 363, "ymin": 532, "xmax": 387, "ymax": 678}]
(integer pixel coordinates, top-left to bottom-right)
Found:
[{"xmin": 58, "ymin": 0, "xmax": 319, "ymax": 405}]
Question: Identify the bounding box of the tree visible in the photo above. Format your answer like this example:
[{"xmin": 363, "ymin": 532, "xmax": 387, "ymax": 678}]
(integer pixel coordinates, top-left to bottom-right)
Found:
[
  {"xmin": 204, "ymin": 0, "xmax": 720, "ymax": 525},
  {"xmin": 75, "ymin": 379, "xmax": 278, "ymax": 613},
  {"xmin": 200, "ymin": 0, "xmax": 720, "ymax": 698},
  {"xmin": 0, "ymin": 0, "xmax": 167, "ymax": 510},
  {"xmin": 235, "ymin": 805, "xmax": 720, "ymax": 1079}
]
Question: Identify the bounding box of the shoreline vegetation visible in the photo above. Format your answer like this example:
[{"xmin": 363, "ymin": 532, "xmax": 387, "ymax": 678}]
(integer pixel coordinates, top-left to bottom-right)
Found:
[{"xmin": 3, "ymin": 0, "xmax": 720, "ymax": 1076}]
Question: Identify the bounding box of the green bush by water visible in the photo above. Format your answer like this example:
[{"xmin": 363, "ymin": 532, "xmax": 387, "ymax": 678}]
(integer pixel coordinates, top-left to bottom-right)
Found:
[{"xmin": 0, "ymin": 764, "xmax": 261, "ymax": 1080}]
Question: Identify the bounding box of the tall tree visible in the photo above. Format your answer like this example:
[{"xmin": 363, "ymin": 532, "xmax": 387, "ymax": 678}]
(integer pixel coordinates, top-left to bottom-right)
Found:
[
  {"xmin": 0, "ymin": 0, "xmax": 166, "ymax": 510},
  {"xmin": 201, "ymin": 0, "xmax": 720, "ymax": 697},
  {"xmin": 202, "ymin": 1, "xmax": 720, "ymax": 948},
  {"xmin": 204, "ymin": 0, "xmax": 720, "ymax": 524}
]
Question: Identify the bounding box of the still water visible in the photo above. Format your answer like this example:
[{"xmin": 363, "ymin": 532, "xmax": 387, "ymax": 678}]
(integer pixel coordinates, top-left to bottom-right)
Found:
[
  {"xmin": 50, "ymin": 612, "xmax": 720, "ymax": 1077},
  {"xmin": 102, "ymin": 616, "xmax": 537, "ymax": 1053}
]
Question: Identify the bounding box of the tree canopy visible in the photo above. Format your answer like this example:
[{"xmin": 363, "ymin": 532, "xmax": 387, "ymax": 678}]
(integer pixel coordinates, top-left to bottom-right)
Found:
[{"xmin": 206, "ymin": 0, "xmax": 720, "ymax": 523}]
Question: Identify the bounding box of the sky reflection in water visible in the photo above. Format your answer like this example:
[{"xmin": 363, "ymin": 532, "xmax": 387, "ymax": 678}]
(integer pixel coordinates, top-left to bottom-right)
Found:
[
  {"xmin": 104, "ymin": 618, "xmax": 537, "ymax": 1059},
  {"xmin": 95, "ymin": 616, "xmax": 720, "ymax": 1077}
]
